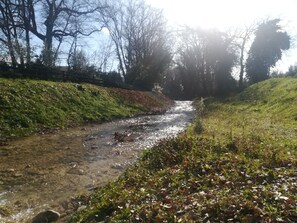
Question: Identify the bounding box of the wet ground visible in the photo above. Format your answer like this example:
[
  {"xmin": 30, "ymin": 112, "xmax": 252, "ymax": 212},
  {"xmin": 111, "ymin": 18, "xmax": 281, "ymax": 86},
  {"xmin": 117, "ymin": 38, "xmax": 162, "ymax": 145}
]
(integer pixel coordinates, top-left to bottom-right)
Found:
[{"xmin": 0, "ymin": 101, "xmax": 195, "ymax": 223}]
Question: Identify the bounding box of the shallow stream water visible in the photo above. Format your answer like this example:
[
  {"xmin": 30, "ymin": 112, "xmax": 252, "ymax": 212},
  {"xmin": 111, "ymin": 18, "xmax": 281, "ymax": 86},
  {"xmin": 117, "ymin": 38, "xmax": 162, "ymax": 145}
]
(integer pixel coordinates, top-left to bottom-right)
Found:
[{"xmin": 0, "ymin": 101, "xmax": 195, "ymax": 222}]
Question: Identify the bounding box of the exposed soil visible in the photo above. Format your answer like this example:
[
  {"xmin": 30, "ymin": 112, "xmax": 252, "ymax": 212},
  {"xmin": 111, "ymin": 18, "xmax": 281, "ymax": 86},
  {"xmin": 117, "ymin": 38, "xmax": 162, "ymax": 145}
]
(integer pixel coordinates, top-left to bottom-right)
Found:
[{"xmin": 0, "ymin": 101, "xmax": 195, "ymax": 223}]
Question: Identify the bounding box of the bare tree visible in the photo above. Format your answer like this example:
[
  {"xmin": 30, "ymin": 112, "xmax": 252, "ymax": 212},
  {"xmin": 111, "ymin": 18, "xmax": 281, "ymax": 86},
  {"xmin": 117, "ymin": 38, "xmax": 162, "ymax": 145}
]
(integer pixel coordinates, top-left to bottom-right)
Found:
[
  {"xmin": 98, "ymin": 0, "xmax": 171, "ymax": 89},
  {"xmin": 98, "ymin": 0, "xmax": 126, "ymax": 75},
  {"xmin": 17, "ymin": 0, "xmax": 33, "ymax": 64},
  {"xmin": 91, "ymin": 36, "xmax": 114, "ymax": 72},
  {"xmin": 1, "ymin": 0, "xmax": 106, "ymax": 67},
  {"xmin": 20, "ymin": 0, "xmax": 105, "ymax": 66},
  {"xmin": 233, "ymin": 22, "xmax": 258, "ymax": 88},
  {"xmin": 0, "ymin": 0, "xmax": 26, "ymax": 67}
]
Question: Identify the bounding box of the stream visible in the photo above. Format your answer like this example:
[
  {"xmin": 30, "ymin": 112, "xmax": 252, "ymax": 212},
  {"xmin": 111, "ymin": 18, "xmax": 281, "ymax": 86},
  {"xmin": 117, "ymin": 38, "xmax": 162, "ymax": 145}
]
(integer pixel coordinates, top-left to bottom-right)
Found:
[{"xmin": 0, "ymin": 101, "xmax": 195, "ymax": 223}]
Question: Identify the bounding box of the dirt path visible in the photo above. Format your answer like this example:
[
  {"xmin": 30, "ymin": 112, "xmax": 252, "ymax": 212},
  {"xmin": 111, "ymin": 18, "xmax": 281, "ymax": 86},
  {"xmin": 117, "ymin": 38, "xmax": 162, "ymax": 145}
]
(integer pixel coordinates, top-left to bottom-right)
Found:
[{"xmin": 0, "ymin": 101, "xmax": 195, "ymax": 223}]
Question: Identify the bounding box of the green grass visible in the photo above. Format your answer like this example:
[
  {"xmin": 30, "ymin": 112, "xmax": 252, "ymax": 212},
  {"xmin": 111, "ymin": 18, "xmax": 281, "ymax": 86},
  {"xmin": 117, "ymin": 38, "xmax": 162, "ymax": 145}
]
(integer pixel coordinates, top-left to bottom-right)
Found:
[
  {"xmin": 0, "ymin": 78, "xmax": 172, "ymax": 139},
  {"xmin": 200, "ymin": 78, "xmax": 297, "ymax": 147},
  {"xmin": 71, "ymin": 78, "xmax": 297, "ymax": 223}
]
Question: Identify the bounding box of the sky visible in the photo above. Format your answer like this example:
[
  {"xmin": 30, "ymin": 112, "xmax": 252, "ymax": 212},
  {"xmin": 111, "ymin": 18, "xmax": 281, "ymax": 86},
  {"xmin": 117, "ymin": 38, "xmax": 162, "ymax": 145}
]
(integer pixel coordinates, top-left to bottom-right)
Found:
[{"xmin": 146, "ymin": 0, "xmax": 297, "ymax": 72}]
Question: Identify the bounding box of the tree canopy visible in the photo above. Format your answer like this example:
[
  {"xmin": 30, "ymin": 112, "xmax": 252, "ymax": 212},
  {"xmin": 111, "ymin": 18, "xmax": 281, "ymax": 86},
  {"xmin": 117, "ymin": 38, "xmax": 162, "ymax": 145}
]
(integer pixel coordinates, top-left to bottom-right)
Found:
[
  {"xmin": 169, "ymin": 27, "xmax": 237, "ymax": 98},
  {"xmin": 246, "ymin": 19, "xmax": 290, "ymax": 84}
]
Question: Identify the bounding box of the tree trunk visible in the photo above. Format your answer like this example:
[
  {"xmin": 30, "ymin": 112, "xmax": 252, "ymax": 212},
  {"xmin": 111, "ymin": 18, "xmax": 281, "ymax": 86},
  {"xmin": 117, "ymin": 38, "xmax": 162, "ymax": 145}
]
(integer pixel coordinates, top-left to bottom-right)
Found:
[
  {"xmin": 25, "ymin": 29, "xmax": 31, "ymax": 64},
  {"xmin": 7, "ymin": 41, "xmax": 18, "ymax": 68},
  {"xmin": 43, "ymin": 1, "xmax": 55, "ymax": 67},
  {"xmin": 6, "ymin": 34, "xmax": 18, "ymax": 68},
  {"xmin": 238, "ymin": 39, "xmax": 246, "ymax": 89}
]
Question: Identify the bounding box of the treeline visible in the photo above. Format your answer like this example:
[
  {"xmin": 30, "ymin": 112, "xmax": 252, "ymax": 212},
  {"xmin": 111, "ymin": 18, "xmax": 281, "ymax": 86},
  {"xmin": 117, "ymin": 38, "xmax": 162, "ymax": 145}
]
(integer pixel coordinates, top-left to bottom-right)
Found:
[
  {"xmin": 164, "ymin": 19, "xmax": 290, "ymax": 98},
  {"xmin": 0, "ymin": 0, "xmax": 291, "ymax": 98}
]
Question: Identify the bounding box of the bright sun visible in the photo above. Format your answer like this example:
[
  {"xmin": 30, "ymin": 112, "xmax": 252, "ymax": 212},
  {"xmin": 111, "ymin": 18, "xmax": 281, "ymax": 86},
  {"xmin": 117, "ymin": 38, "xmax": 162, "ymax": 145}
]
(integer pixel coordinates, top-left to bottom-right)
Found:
[
  {"xmin": 147, "ymin": 0, "xmax": 290, "ymax": 30},
  {"xmin": 168, "ymin": 0, "xmax": 242, "ymax": 29}
]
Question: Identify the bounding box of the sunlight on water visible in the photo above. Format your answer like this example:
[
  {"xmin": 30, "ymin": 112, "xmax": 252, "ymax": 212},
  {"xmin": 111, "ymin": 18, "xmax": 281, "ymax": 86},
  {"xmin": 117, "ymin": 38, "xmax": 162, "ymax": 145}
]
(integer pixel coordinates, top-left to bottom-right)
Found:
[
  {"xmin": 0, "ymin": 191, "xmax": 7, "ymax": 206},
  {"xmin": 123, "ymin": 101, "xmax": 195, "ymax": 148}
]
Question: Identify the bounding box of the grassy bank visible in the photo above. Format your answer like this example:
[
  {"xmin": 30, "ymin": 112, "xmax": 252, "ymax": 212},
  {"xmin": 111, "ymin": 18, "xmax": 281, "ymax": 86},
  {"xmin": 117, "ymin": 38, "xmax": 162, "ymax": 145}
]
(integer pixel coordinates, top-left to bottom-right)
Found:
[
  {"xmin": 72, "ymin": 78, "xmax": 297, "ymax": 222},
  {"xmin": 0, "ymin": 78, "xmax": 172, "ymax": 139}
]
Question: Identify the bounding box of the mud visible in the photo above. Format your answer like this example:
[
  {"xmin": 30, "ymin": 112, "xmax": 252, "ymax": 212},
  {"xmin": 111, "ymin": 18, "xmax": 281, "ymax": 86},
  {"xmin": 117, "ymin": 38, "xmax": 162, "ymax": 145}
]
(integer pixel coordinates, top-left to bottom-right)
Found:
[{"xmin": 0, "ymin": 101, "xmax": 195, "ymax": 222}]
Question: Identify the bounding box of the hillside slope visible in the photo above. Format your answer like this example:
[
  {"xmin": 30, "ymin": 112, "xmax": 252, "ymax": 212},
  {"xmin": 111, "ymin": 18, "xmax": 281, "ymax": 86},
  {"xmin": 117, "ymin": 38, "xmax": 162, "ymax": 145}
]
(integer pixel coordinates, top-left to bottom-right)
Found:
[
  {"xmin": 203, "ymin": 77, "xmax": 297, "ymax": 143},
  {"xmin": 235, "ymin": 77, "xmax": 297, "ymax": 122},
  {"xmin": 0, "ymin": 78, "xmax": 172, "ymax": 139},
  {"xmin": 72, "ymin": 78, "xmax": 297, "ymax": 223}
]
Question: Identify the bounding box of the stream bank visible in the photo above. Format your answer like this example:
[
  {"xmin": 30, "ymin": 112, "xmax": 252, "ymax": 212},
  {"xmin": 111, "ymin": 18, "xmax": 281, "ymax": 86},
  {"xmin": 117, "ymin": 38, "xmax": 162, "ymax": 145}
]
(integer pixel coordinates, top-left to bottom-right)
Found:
[{"xmin": 0, "ymin": 101, "xmax": 195, "ymax": 223}]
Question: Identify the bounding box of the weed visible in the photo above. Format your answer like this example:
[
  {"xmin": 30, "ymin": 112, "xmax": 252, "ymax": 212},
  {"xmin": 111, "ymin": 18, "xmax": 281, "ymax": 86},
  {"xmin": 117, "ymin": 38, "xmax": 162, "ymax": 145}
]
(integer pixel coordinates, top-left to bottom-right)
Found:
[{"xmin": 193, "ymin": 118, "xmax": 203, "ymax": 134}]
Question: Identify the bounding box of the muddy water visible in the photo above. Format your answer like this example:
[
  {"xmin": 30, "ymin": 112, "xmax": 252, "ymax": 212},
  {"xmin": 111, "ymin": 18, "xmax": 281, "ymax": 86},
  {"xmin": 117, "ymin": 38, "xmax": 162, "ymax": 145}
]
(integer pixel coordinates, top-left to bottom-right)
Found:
[{"xmin": 0, "ymin": 101, "xmax": 195, "ymax": 223}]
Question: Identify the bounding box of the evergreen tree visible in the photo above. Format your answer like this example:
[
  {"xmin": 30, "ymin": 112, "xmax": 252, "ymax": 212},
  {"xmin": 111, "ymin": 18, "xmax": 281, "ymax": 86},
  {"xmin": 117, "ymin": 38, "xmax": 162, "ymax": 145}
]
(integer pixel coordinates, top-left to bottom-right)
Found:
[{"xmin": 246, "ymin": 19, "xmax": 290, "ymax": 84}]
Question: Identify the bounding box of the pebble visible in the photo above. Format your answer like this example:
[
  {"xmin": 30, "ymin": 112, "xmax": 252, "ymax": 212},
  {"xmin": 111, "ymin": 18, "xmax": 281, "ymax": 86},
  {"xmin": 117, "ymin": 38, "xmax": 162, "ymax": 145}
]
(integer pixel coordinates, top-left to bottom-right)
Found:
[
  {"xmin": 31, "ymin": 210, "xmax": 60, "ymax": 223},
  {"xmin": 111, "ymin": 163, "xmax": 124, "ymax": 170},
  {"xmin": 77, "ymin": 205, "xmax": 87, "ymax": 212},
  {"xmin": 13, "ymin": 173, "xmax": 23, "ymax": 177},
  {"xmin": 26, "ymin": 170, "xmax": 45, "ymax": 176},
  {"xmin": 67, "ymin": 167, "xmax": 84, "ymax": 175}
]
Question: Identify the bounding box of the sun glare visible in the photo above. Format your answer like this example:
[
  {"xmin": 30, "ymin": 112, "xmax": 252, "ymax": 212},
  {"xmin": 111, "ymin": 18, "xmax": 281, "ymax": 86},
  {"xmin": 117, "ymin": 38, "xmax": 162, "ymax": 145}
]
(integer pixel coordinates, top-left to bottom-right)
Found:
[
  {"xmin": 172, "ymin": 0, "xmax": 239, "ymax": 29},
  {"xmin": 148, "ymin": 0, "xmax": 289, "ymax": 30},
  {"xmin": 146, "ymin": 0, "xmax": 297, "ymax": 71}
]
